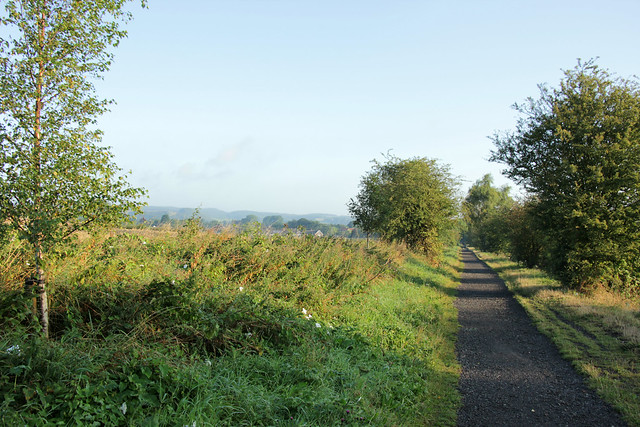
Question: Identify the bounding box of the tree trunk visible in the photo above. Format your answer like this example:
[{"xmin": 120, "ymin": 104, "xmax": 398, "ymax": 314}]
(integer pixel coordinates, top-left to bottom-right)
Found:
[
  {"xmin": 32, "ymin": 4, "xmax": 48, "ymax": 338},
  {"xmin": 24, "ymin": 242, "xmax": 49, "ymax": 338},
  {"xmin": 35, "ymin": 243, "xmax": 49, "ymax": 338}
]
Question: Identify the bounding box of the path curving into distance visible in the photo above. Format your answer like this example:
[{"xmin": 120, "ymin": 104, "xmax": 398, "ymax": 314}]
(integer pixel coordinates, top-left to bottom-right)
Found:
[{"xmin": 455, "ymin": 247, "xmax": 626, "ymax": 427}]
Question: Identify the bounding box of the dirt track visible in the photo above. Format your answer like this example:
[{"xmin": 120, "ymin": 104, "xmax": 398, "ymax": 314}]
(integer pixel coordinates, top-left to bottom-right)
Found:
[{"xmin": 455, "ymin": 248, "xmax": 626, "ymax": 427}]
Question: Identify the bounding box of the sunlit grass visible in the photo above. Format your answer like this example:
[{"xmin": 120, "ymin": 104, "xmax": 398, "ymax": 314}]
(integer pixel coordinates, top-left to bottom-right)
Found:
[
  {"xmin": 472, "ymin": 249, "xmax": 640, "ymax": 426},
  {"xmin": 338, "ymin": 247, "xmax": 462, "ymax": 425},
  {"xmin": 1, "ymin": 230, "xmax": 461, "ymax": 425}
]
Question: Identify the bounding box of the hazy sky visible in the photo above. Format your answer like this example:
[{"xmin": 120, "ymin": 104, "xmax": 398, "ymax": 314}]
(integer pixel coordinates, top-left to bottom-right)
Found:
[{"xmin": 96, "ymin": 0, "xmax": 640, "ymax": 215}]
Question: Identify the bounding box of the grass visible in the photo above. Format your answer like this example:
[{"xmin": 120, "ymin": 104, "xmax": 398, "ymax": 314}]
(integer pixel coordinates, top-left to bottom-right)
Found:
[
  {"xmin": 472, "ymin": 249, "xmax": 640, "ymax": 427},
  {"xmin": 338, "ymin": 248, "xmax": 462, "ymax": 425},
  {"xmin": 1, "ymin": 228, "xmax": 462, "ymax": 426}
]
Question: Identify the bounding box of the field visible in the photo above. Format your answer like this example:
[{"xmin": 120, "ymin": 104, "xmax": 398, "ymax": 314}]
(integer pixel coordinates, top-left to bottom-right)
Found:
[
  {"xmin": 472, "ymin": 249, "xmax": 640, "ymax": 426},
  {"xmin": 1, "ymin": 228, "xmax": 461, "ymax": 425}
]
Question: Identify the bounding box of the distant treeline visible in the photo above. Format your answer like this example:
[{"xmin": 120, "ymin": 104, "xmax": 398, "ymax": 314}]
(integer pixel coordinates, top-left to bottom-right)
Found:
[{"xmin": 130, "ymin": 213, "xmax": 364, "ymax": 238}]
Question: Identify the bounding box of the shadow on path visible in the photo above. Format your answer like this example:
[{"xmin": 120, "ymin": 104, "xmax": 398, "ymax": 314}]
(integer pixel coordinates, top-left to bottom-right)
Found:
[{"xmin": 455, "ymin": 248, "xmax": 626, "ymax": 427}]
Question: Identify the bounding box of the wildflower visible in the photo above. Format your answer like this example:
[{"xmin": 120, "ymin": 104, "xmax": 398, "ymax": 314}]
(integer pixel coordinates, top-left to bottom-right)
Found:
[
  {"xmin": 239, "ymin": 286, "xmax": 244, "ymax": 292},
  {"xmin": 306, "ymin": 314, "xmax": 312, "ymax": 320},
  {"xmin": 171, "ymin": 280, "xmax": 176, "ymax": 285},
  {"xmin": 139, "ymin": 264, "xmax": 144, "ymax": 268},
  {"xmin": 315, "ymin": 323, "xmax": 321, "ymax": 328},
  {"xmin": 245, "ymin": 332, "xmax": 252, "ymax": 338},
  {"xmin": 205, "ymin": 359, "xmax": 212, "ymax": 366},
  {"xmin": 6, "ymin": 345, "xmax": 20, "ymax": 355},
  {"xmin": 302, "ymin": 308, "xmax": 307, "ymax": 315},
  {"xmin": 142, "ymin": 241, "xmax": 147, "ymax": 245},
  {"xmin": 183, "ymin": 264, "xmax": 188, "ymax": 269},
  {"xmin": 119, "ymin": 402, "xmax": 127, "ymax": 415}
]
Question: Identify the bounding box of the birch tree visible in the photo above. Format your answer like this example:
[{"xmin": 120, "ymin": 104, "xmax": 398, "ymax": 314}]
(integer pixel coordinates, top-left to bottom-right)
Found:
[{"xmin": 0, "ymin": 0, "xmax": 146, "ymax": 337}]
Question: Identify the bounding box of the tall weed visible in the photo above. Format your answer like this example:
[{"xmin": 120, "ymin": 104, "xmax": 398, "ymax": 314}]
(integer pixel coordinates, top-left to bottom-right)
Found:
[{"xmin": 1, "ymin": 230, "xmax": 459, "ymax": 425}]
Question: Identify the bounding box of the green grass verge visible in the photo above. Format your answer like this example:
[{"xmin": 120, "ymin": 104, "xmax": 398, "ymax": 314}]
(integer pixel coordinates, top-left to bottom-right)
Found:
[
  {"xmin": 337, "ymin": 248, "xmax": 462, "ymax": 425},
  {"xmin": 1, "ymin": 232, "xmax": 461, "ymax": 425},
  {"xmin": 472, "ymin": 249, "xmax": 640, "ymax": 427}
]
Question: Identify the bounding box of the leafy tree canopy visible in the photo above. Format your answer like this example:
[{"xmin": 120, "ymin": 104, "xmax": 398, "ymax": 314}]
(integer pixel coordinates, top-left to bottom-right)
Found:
[
  {"xmin": 348, "ymin": 154, "xmax": 459, "ymax": 260},
  {"xmin": 262, "ymin": 215, "xmax": 284, "ymax": 228},
  {"xmin": 239, "ymin": 214, "xmax": 260, "ymax": 225},
  {"xmin": 463, "ymin": 175, "xmax": 513, "ymax": 221},
  {"xmin": 462, "ymin": 174, "xmax": 513, "ymax": 252},
  {"xmin": 490, "ymin": 59, "xmax": 640, "ymax": 289}
]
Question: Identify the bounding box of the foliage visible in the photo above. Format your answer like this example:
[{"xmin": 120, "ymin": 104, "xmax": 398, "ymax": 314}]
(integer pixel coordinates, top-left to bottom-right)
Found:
[
  {"xmin": 474, "ymin": 249, "xmax": 640, "ymax": 427},
  {"xmin": 178, "ymin": 208, "xmax": 203, "ymax": 239},
  {"xmin": 0, "ymin": 229, "xmax": 462, "ymax": 425},
  {"xmin": 262, "ymin": 215, "xmax": 284, "ymax": 229},
  {"xmin": 285, "ymin": 217, "xmax": 349, "ymax": 237},
  {"xmin": 0, "ymin": 0, "xmax": 146, "ymax": 336},
  {"xmin": 238, "ymin": 214, "xmax": 259, "ymax": 225},
  {"xmin": 135, "ymin": 214, "xmax": 357, "ymax": 238},
  {"xmin": 462, "ymin": 174, "xmax": 513, "ymax": 252},
  {"xmin": 505, "ymin": 198, "xmax": 545, "ymax": 268},
  {"xmin": 491, "ymin": 60, "xmax": 640, "ymax": 291},
  {"xmin": 348, "ymin": 154, "xmax": 460, "ymax": 260}
]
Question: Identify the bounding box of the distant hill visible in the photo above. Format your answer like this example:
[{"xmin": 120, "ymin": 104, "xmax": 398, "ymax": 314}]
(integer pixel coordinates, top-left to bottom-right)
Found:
[{"xmin": 136, "ymin": 206, "xmax": 354, "ymax": 226}]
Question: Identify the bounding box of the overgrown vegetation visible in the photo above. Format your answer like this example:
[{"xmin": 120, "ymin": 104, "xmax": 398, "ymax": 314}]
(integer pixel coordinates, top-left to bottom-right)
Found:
[
  {"xmin": 473, "ymin": 249, "xmax": 640, "ymax": 427},
  {"xmin": 490, "ymin": 59, "xmax": 640, "ymax": 293},
  {"xmin": 1, "ymin": 229, "xmax": 461, "ymax": 425}
]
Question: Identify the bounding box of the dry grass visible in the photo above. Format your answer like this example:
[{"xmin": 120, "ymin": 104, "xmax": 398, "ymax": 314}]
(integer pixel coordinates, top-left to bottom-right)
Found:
[{"xmin": 0, "ymin": 236, "xmax": 28, "ymax": 291}]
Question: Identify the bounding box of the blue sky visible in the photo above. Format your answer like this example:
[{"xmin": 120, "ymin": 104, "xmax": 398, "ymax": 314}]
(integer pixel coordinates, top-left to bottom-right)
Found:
[{"xmin": 96, "ymin": 0, "xmax": 640, "ymax": 215}]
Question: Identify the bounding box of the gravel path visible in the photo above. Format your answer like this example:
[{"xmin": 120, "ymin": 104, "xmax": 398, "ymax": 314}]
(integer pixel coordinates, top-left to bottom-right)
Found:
[{"xmin": 455, "ymin": 247, "xmax": 626, "ymax": 427}]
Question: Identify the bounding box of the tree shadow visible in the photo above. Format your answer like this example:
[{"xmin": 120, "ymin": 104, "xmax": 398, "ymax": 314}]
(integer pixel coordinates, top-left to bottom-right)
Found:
[{"xmin": 396, "ymin": 265, "xmax": 458, "ymax": 297}]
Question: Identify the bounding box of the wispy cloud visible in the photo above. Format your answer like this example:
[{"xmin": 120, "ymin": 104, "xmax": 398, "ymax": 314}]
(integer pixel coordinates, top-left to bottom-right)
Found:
[
  {"xmin": 172, "ymin": 138, "xmax": 256, "ymax": 182},
  {"xmin": 206, "ymin": 138, "xmax": 254, "ymax": 168}
]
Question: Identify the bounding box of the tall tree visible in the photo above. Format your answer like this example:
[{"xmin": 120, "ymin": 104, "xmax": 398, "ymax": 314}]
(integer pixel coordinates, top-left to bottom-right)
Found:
[
  {"xmin": 0, "ymin": 0, "xmax": 146, "ymax": 337},
  {"xmin": 506, "ymin": 197, "xmax": 544, "ymax": 269},
  {"xmin": 462, "ymin": 174, "xmax": 513, "ymax": 252},
  {"xmin": 348, "ymin": 154, "xmax": 459, "ymax": 260},
  {"xmin": 346, "ymin": 161, "xmax": 388, "ymax": 247},
  {"xmin": 490, "ymin": 60, "xmax": 640, "ymax": 289}
]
